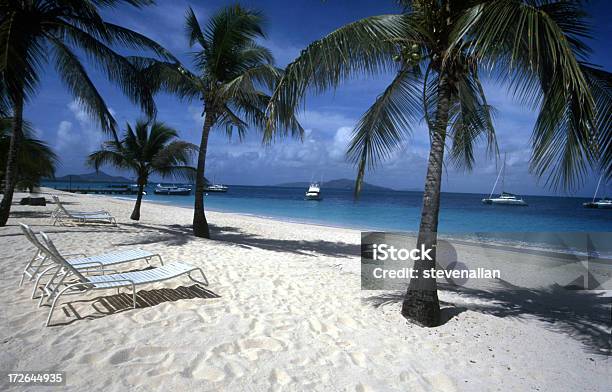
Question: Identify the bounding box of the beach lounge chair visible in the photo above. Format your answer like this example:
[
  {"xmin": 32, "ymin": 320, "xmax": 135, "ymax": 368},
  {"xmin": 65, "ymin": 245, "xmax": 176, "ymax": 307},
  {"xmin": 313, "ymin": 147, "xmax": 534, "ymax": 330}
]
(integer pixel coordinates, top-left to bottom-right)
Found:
[
  {"xmin": 37, "ymin": 231, "xmax": 208, "ymax": 326},
  {"xmin": 50, "ymin": 195, "xmax": 117, "ymax": 226},
  {"xmin": 18, "ymin": 223, "xmax": 163, "ymax": 299}
]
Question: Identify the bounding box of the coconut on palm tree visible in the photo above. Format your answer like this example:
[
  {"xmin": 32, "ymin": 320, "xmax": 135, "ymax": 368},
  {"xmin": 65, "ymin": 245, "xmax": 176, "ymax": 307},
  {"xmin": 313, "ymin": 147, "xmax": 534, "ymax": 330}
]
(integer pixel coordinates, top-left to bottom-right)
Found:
[
  {"xmin": 0, "ymin": 0, "xmax": 177, "ymax": 226},
  {"xmin": 267, "ymin": 0, "xmax": 611, "ymax": 326},
  {"xmin": 0, "ymin": 118, "xmax": 57, "ymax": 192},
  {"xmin": 88, "ymin": 121, "xmax": 197, "ymax": 221},
  {"xmin": 134, "ymin": 5, "xmax": 302, "ymax": 238}
]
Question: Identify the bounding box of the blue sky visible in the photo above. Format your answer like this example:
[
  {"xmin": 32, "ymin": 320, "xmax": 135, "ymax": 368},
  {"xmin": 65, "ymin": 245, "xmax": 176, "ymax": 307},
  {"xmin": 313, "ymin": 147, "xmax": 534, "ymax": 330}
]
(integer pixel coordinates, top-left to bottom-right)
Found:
[{"xmin": 26, "ymin": 0, "xmax": 612, "ymax": 196}]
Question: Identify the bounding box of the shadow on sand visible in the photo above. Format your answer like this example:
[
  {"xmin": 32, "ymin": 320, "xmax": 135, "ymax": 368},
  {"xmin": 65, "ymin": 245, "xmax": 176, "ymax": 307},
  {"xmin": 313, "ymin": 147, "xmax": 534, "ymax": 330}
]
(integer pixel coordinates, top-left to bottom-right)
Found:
[
  {"xmin": 49, "ymin": 284, "xmax": 220, "ymax": 327},
  {"xmin": 117, "ymin": 222, "xmax": 360, "ymax": 258},
  {"xmin": 363, "ymin": 279, "xmax": 611, "ymax": 355}
]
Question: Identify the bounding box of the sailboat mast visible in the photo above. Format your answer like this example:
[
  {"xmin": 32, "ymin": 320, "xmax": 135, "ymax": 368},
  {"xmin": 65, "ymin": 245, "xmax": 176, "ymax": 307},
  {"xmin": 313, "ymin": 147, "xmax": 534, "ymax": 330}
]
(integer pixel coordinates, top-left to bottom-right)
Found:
[
  {"xmin": 489, "ymin": 161, "xmax": 503, "ymax": 199},
  {"xmin": 501, "ymin": 153, "xmax": 506, "ymax": 193},
  {"xmin": 593, "ymin": 175, "xmax": 603, "ymax": 202}
]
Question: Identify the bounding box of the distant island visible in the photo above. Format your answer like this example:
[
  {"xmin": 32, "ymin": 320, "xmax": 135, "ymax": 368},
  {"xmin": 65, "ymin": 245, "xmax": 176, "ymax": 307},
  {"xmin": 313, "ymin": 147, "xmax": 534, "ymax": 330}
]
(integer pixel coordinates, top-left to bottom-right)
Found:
[
  {"xmin": 48, "ymin": 171, "xmax": 214, "ymax": 185},
  {"xmin": 275, "ymin": 178, "xmax": 395, "ymax": 192},
  {"xmin": 49, "ymin": 171, "xmax": 133, "ymax": 183}
]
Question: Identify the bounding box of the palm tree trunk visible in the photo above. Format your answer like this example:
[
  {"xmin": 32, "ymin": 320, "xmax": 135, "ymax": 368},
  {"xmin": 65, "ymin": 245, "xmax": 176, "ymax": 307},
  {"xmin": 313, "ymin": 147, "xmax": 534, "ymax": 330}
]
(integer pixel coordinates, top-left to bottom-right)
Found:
[
  {"xmin": 0, "ymin": 97, "xmax": 24, "ymax": 226},
  {"xmin": 130, "ymin": 178, "xmax": 146, "ymax": 221},
  {"xmin": 401, "ymin": 76, "xmax": 452, "ymax": 327},
  {"xmin": 193, "ymin": 109, "xmax": 214, "ymax": 238}
]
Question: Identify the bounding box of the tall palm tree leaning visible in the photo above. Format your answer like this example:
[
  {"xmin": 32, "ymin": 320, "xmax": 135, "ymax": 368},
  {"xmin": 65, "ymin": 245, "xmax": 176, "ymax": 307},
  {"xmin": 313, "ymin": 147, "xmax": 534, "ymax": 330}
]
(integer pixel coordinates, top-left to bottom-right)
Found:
[
  {"xmin": 135, "ymin": 5, "xmax": 302, "ymax": 238},
  {"xmin": 0, "ymin": 118, "xmax": 57, "ymax": 192},
  {"xmin": 266, "ymin": 0, "xmax": 611, "ymax": 326},
  {"xmin": 0, "ymin": 0, "xmax": 177, "ymax": 226},
  {"xmin": 88, "ymin": 121, "xmax": 197, "ymax": 221}
]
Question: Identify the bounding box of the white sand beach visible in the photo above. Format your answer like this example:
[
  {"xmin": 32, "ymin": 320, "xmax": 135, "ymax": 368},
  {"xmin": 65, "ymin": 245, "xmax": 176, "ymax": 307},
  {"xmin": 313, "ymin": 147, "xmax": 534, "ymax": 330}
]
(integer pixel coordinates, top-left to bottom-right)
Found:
[{"xmin": 0, "ymin": 189, "xmax": 609, "ymax": 391}]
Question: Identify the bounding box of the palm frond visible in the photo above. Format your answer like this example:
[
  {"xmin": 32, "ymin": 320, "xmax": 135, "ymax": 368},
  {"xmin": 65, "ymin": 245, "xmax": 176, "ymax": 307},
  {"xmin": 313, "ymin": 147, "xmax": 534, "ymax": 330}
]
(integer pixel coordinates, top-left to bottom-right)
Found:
[
  {"xmin": 102, "ymin": 22, "xmax": 177, "ymax": 62},
  {"xmin": 204, "ymin": 4, "xmax": 267, "ymax": 76},
  {"xmin": 47, "ymin": 35, "xmax": 117, "ymax": 136},
  {"xmin": 92, "ymin": 1, "xmax": 155, "ymax": 8},
  {"xmin": 0, "ymin": 118, "xmax": 57, "ymax": 181},
  {"xmin": 152, "ymin": 140, "xmax": 197, "ymax": 167},
  {"xmin": 185, "ymin": 7, "xmax": 208, "ymax": 49},
  {"xmin": 56, "ymin": 23, "xmax": 157, "ymax": 117},
  {"xmin": 89, "ymin": 120, "xmax": 196, "ymax": 182},
  {"xmin": 154, "ymin": 165, "xmax": 197, "ymax": 182},
  {"xmin": 0, "ymin": 10, "xmax": 46, "ymax": 102},
  {"xmin": 452, "ymin": 0, "xmax": 597, "ymax": 189},
  {"xmin": 580, "ymin": 64, "xmax": 612, "ymax": 180},
  {"xmin": 266, "ymin": 13, "xmax": 414, "ymax": 139},
  {"xmin": 347, "ymin": 67, "xmax": 422, "ymax": 197},
  {"xmin": 130, "ymin": 57, "xmax": 201, "ymax": 101},
  {"xmin": 217, "ymin": 106, "xmax": 248, "ymax": 141},
  {"xmin": 448, "ymin": 68, "xmax": 498, "ymax": 170},
  {"xmin": 87, "ymin": 149, "xmax": 132, "ymax": 172}
]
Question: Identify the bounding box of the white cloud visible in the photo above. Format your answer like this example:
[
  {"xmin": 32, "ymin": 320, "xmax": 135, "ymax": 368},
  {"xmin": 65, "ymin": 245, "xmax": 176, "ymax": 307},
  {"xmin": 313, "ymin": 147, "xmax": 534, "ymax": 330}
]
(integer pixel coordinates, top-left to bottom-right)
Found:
[
  {"xmin": 297, "ymin": 110, "xmax": 355, "ymax": 134},
  {"xmin": 188, "ymin": 105, "xmax": 204, "ymax": 126},
  {"xmin": 56, "ymin": 120, "xmax": 74, "ymax": 151},
  {"xmin": 55, "ymin": 101, "xmax": 105, "ymax": 153},
  {"xmin": 67, "ymin": 101, "xmax": 90, "ymax": 124},
  {"xmin": 328, "ymin": 126, "xmax": 353, "ymax": 161}
]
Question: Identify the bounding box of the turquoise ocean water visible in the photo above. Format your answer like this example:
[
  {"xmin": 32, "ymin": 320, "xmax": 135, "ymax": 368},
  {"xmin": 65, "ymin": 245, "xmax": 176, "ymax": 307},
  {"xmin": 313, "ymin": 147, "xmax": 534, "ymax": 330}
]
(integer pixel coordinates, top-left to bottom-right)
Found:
[{"xmin": 42, "ymin": 181, "xmax": 612, "ymax": 237}]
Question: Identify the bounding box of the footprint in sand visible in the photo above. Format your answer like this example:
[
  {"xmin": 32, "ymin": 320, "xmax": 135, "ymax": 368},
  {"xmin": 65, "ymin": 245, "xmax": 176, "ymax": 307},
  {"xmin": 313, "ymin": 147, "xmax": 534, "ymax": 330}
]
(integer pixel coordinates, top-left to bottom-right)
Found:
[
  {"xmin": 269, "ymin": 369, "xmax": 292, "ymax": 385},
  {"xmin": 355, "ymin": 383, "xmax": 374, "ymax": 392},
  {"xmin": 223, "ymin": 362, "xmax": 245, "ymax": 378},
  {"xmin": 240, "ymin": 337, "xmax": 284, "ymax": 352},
  {"xmin": 234, "ymin": 336, "xmax": 286, "ymax": 361},
  {"xmin": 108, "ymin": 348, "xmax": 131, "ymax": 365},
  {"xmin": 192, "ymin": 365, "xmax": 226, "ymax": 382},
  {"xmin": 423, "ymin": 373, "xmax": 457, "ymax": 392},
  {"xmin": 307, "ymin": 317, "xmax": 328, "ymax": 334},
  {"xmin": 211, "ymin": 341, "xmax": 239, "ymax": 356},
  {"xmin": 336, "ymin": 315, "xmax": 360, "ymax": 329},
  {"xmin": 349, "ymin": 352, "xmax": 368, "ymax": 367}
]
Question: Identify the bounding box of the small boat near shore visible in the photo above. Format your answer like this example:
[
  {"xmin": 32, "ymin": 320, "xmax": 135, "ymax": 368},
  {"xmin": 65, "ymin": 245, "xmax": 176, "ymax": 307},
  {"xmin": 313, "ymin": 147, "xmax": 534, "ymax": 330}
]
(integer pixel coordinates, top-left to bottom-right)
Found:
[
  {"xmin": 583, "ymin": 199, "xmax": 612, "ymax": 209},
  {"xmin": 205, "ymin": 184, "xmax": 229, "ymax": 193},
  {"xmin": 482, "ymin": 154, "xmax": 527, "ymax": 206},
  {"xmin": 305, "ymin": 182, "xmax": 322, "ymax": 201},
  {"xmin": 482, "ymin": 192, "xmax": 528, "ymax": 206},
  {"xmin": 583, "ymin": 176, "xmax": 611, "ymax": 209},
  {"xmin": 154, "ymin": 184, "xmax": 192, "ymax": 195}
]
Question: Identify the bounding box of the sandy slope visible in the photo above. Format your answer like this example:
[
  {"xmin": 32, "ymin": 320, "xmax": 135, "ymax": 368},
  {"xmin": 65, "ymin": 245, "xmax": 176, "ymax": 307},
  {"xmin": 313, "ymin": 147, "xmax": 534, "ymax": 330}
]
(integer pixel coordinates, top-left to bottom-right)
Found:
[{"xmin": 0, "ymin": 189, "xmax": 609, "ymax": 391}]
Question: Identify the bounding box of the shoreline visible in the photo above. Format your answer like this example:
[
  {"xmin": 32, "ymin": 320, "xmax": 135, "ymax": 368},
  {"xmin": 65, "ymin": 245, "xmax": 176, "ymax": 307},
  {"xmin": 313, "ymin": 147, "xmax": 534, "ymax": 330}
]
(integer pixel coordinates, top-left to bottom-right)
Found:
[
  {"xmin": 108, "ymin": 193, "xmax": 612, "ymax": 262},
  {"xmin": 110, "ymin": 194, "xmax": 389, "ymax": 234}
]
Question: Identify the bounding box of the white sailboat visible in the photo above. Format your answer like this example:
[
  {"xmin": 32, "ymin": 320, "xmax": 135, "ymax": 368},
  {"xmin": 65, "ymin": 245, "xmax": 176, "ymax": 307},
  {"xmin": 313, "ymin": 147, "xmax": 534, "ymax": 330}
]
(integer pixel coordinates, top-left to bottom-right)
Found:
[
  {"xmin": 583, "ymin": 176, "xmax": 612, "ymax": 209},
  {"xmin": 304, "ymin": 174, "xmax": 323, "ymax": 201},
  {"xmin": 205, "ymin": 175, "xmax": 229, "ymax": 193},
  {"xmin": 305, "ymin": 182, "xmax": 322, "ymax": 201},
  {"xmin": 482, "ymin": 154, "xmax": 528, "ymax": 206},
  {"xmin": 154, "ymin": 184, "xmax": 192, "ymax": 195}
]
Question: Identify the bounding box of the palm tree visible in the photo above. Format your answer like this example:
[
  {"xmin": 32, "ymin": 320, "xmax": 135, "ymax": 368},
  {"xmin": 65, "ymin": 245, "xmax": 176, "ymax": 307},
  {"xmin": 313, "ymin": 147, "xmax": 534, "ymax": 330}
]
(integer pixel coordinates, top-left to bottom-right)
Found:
[
  {"xmin": 267, "ymin": 0, "xmax": 611, "ymax": 326},
  {"xmin": 88, "ymin": 120, "xmax": 197, "ymax": 221},
  {"xmin": 0, "ymin": 118, "xmax": 57, "ymax": 192},
  {"xmin": 0, "ymin": 0, "xmax": 177, "ymax": 226},
  {"xmin": 134, "ymin": 4, "xmax": 302, "ymax": 238}
]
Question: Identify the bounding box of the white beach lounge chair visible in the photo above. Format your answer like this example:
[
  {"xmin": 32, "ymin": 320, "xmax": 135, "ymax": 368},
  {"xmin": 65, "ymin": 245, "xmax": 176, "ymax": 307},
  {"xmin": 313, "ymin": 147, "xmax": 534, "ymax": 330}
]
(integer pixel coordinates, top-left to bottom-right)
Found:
[
  {"xmin": 37, "ymin": 232, "xmax": 208, "ymax": 326},
  {"xmin": 51, "ymin": 195, "xmax": 110, "ymax": 216},
  {"xmin": 51, "ymin": 195, "xmax": 116, "ymax": 226},
  {"xmin": 18, "ymin": 224, "xmax": 162, "ymax": 299}
]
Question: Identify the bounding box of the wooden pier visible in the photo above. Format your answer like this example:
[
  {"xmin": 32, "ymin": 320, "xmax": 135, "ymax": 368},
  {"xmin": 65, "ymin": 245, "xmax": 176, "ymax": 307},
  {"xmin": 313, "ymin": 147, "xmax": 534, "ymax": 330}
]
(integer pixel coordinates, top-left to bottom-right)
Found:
[{"xmin": 52, "ymin": 187, "xmax": 139, "ymax": 195}]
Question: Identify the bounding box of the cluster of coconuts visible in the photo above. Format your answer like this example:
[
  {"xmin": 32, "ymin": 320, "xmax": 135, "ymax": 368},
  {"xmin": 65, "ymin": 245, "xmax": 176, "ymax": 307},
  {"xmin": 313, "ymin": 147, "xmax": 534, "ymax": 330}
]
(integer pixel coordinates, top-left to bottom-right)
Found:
[{"xmin": 393, "ymin": 43, "xmax": 421, "ymax": 65}]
